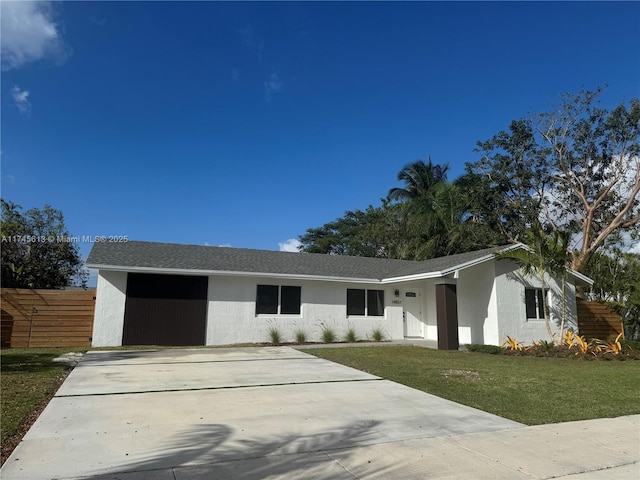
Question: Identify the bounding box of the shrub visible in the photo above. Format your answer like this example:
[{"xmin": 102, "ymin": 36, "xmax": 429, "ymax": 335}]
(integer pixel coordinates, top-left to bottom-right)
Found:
[
  {"xmin": 294, "ymin": 329, "xmax": 307, "ymax": 344},
  {"xmin": 532, "ymin": 340, "xmax": 555, "ymax": 351},
  {"xmin": 344, "ymin": 327, "xmax": 358, "ymax": 343},
  {"xmin": 622, "ymin": 339, "xmax": 640, "ymax": 351},
  {"xmin": 501, "ymin": 336, "xmax": 523, "ymax": 351},
  {"xmin": 370, "ymin": 328, "xmax": 385, "ymax": 342},
  {"xmin": 268, "ymin": 326, "xmax": 281, "ymax": 345},
  {"xmin": 321, "ymin": 326, "xmax": 337, "ymax": 343},
  {"xmin": 466, "ymin": 344, "xmax": 503, "ymax": 355}
]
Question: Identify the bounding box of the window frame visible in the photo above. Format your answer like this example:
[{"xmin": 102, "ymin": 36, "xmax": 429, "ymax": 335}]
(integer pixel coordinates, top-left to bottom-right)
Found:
[
  {"xmin": 255, "ymin": 284, "xmax": 302, "ymax": 316},
  {"xmin": 347, "ymin": 288, "xmax": 385, "ymax": 317},
  {"xmin": 525, "ymin": 287, "xmax": 546, "ymax": 320}
]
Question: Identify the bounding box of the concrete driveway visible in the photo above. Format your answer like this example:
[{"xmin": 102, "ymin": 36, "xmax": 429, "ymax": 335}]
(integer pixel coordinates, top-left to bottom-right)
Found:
[{"xmin": 2, "ymin": 347, "xmax": 638, "ymax": 479}]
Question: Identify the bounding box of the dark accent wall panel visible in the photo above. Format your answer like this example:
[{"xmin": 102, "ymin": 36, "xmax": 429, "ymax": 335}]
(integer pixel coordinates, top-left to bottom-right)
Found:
[
  {"xmin": 123, "ymin": 273, "xmax": 207, "ymax": 346},
  {"xmin": 435, "ymin": 283, "xmax": 459, "ymax": 350}
]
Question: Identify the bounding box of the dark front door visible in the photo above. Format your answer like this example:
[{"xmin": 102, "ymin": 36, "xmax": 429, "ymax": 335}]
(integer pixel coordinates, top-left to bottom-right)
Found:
[{"xmin": 123, "ymin": 273, "xmax": 208, "ymax": 346}]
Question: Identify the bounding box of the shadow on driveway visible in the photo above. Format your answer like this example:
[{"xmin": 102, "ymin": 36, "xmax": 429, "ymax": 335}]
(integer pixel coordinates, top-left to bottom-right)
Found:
[{"xmin": 83, "ymin": 420, "xmax": 385, "ymax": 479}]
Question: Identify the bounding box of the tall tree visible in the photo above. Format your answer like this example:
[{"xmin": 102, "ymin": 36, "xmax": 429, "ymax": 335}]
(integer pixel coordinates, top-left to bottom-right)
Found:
[
  {"xmin": 1, "ymin": 199, "xmax": 88, "ymax": 288},
  {"xmin": 388, "ymin": 157, "xmax": 449, "ymax": 204},
  {"xmin": 536, "ymin": 89, "xmax": 640, "ymax": 272},
  {"xmin": 469, "ymin": 119, "xmax": 551, "ymax": 243},
  {"xmin": 299, "ymin": 203, "xmax": 408, "ymax": 258},
  {"xmin": 468, "ymin": 88, "xmax": 640, "ymax": 272},
  {"xmin": 583, "ymin": 249, "xmax": 640, "ymax": 340},
  {"xmin": 387, "ymin": 158, "xmax": 454, "ymax": 259}
]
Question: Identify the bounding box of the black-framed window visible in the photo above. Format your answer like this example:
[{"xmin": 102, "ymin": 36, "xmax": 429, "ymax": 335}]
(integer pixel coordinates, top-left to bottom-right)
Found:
[
  {"xmin": 367, "ymin": 290, "xmax": 384, "ymax": 316},
  {"xmin": 525, "ymin": 288, "xmax": 545, "ymax": 319},
  {"xmin": 347, "ymin": 289, "xmax": 366, "ymax": 315},
  {"xmin": 256, "ymin": 285, "xmax": 301, "ymax": 315},
  {"xmin": 281, "ymin": 286, "xmax": 301, "ymax": 314},
  {"xmin": 347, "ymin": 289, "xmax": 384, "ymax": 316}
]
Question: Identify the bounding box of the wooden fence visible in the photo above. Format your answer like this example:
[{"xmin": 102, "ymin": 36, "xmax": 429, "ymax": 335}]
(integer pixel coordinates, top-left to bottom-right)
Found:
[
  {"xmin": 576, "ymin": 299, "xmax": 624, "ymax": 341},
  {"xmin": 1, "ymin": 288, "xmax": 95, "ymax": 348}
]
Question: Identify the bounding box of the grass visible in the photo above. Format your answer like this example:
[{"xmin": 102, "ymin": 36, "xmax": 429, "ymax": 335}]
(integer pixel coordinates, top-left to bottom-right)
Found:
[
  {"xmin": 370, "ymin": 327, "xmax": 385, "ymax": 342},
  {"xmin": 267, "ymin": 326, "xmax": 282, "ymax": 345},
  {"xmin": 320, "ymin": 326, "xmax": 337, "ymax": 343},
  {"xmin": 1, "ymin": 347, "xmax": 86, "ymax": 463},
  {"xmin": 294, "ymin": 329, "xmax": 307, "ymax": 344},
  {"xmin": 300, "ymin": 346, "xmax": 640, "ymax": 425},
  {"xmin": 344, "ymin": 327, "xmax": 358, "ymax": 343}
]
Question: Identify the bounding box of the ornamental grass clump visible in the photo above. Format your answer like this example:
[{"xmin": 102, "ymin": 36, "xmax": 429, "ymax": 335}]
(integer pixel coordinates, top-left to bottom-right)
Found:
[
  {"xmin": 268, "ymin": 326, "xmax": 282, "ymax": 346},
  {"xmin": 344, "ymin": 327, "xmax": 358, "ymax": 343},
  {"xmin": 321, "ymin": 325, "xmax": 337, "ymax": 343},
  {"xmin": 294, "ymin": 329, "xmax": 307, "ymax": 345},
  {"xmin": 370, "ymin": 327, "xmax": 385, "ymax": 342}
]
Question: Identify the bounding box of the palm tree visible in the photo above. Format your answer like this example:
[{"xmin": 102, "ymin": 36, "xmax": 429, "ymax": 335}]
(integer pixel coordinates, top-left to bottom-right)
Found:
[
  {"xmin": 499, "ymin": 223, "xmax": 572, "ymax": 343},
  {"xmin": 387, "ymin": 157, "xmax": 449, "ymax": 203},
  {"xmin": 388, "ymin": 158, "xmax": 454, "ymax": 259}
]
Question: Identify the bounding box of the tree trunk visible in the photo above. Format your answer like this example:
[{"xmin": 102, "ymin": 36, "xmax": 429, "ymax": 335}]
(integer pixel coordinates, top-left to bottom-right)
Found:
[{"xmin": 541, "ymin": 273, "xmax": 554, "ymax": 342}]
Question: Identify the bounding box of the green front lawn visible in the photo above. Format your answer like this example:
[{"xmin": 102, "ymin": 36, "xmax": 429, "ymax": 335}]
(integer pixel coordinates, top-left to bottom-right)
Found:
[
  {"xmin": 301, "ymin": 346, "xmax": 640, "ymax": 425},
  {"xmin": 1, "ymin": 347, "xmax": 86, "ymax": 463}
]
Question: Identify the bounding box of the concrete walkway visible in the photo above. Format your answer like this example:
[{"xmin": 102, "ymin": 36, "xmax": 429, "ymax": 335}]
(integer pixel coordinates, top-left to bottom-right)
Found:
[{"xmin": 1, "ymin": 347, "xmax": 638, "ymax": 479}]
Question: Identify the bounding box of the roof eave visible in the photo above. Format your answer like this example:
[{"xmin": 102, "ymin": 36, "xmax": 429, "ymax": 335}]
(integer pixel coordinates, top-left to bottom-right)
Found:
[
  {"xmin": 381, "ymin": 271, "xmax": 443, "ymax": 284},
  {"xmin": 568, "ymin": 268, "xmax": 594, "ymax": 286},
  {"xmin": 88, "ymin": 264, "xmax": 383, "ymax": 284}
]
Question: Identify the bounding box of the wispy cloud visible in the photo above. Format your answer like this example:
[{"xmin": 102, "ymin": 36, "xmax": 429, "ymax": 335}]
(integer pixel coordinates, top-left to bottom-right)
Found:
[
  {"xmin": 11, "ymin": 86, "xmax": 31, "ymax": 115},
  {"xmin": 1, "ymin": 1, "xmax": 70, "ymax": 70},
  {"xmin": 265, "ymin": 73, "xmax": 284, "ymax": 101},
  {"xmin": 238, "ymin": 24, "xmax": 264, "ymax": 63},
  {"xmin": 279, "ymin": 239, "xmax": 301, "ymax": 253},
  {"xmin": 231, "ymin": 67, "xmax": 240, "ymax": 81}
]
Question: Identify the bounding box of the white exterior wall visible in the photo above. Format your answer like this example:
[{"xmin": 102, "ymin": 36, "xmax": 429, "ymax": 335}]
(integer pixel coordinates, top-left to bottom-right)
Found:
[
  {"xmin": 206, "ymin": 276, "xmax": 403, "ymax": 345},
  {"xmin": 456, "ymin": 261, "xmax": 500, "ymax": 346},
  {"xmin": 423, "ymin": 279, "xmax": 438, "ymax": 341},
  {"xmin": 494, "ymin": 259, "xmax": 578, "ymax": 345},
  {"xmin": 92, "ymin": 270, "xmax": 128, "ymax": 346},
  {"xmin": 91, "ymin": 262, "xmax": 580, "ymax": 348}
]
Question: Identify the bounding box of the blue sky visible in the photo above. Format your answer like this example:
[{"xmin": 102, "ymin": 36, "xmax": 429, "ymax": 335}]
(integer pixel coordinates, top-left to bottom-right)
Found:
[{"xmin": 2, "ymin": 1, "xmax": 639, "ymax": 284}]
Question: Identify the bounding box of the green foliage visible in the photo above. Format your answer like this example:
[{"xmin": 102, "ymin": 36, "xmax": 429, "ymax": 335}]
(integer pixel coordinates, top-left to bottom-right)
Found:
[
  {"xmin": 299, "ymin": 158, "xmax": 503, "ymax": 261},
  {"xmin": 267, "ymin": 326, "xmax": 282, "ymax": 345},
  {"xmin": 388, "ymin": 158, "xmax": 501, "ymax": 259},
  {"xmin": 320, "ymin": 325, "xmax": 337, "ymax": 343},
  {"xmin": 532, "ymin": 340, "xmax": 555, "ymax": 351},
  {"xmin": 370, "ymin": 327, "xmax": 385, "ymax": 342},
  {"xmin": 1, "ymin": 199, "xmax": 88, "ymax": 288},
  {"xmin": 465, "ymin": 344, "xmax": 503, "ymax": 354},
  {"xmin": 294, "ymin": 329, "xmax": 307, "ymax": 345},
  {"xmin": 467, "ymin": 89, "xmax": 640, "ymax": 273},
  {"xmin": 298, "ymin": 88, "xmax": 638, "ymax": 271},
  {"xmin": 621, "ymin": 339, "xmax": 640, "ymax": 351},
  {"xmin": 387, "ymin": 157, "xmax": 449, "ymax": 203},
  {"xmin": 495, "ymin": 332, "xmax": 640, "ymax": 359},
  {"xmin": 344, "ymin": 327, "xmax": 358, "ymax": 343},
  {"xmin": 468, "ymin": 118, "xmax": 549, "ymax": 243},
  {"xmin": 1, "ymin": 347, "xmax": 85, "ymax": 449},
  {"xmin": 583, "ymin": 250, "xmax": 640, "ymax": 339},
  {"xmin": 498, "ymin": 224, "xmax": 573, "ymax": 342},
  {"xmin": 299, "ymin": 203, "xmax": 408, "ymax": 258}
]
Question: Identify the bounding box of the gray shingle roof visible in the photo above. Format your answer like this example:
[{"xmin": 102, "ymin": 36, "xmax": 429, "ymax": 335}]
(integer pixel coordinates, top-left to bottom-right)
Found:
[{"xmin": 87, "ymin": 240, "xmax": 508, "ymax": 281}]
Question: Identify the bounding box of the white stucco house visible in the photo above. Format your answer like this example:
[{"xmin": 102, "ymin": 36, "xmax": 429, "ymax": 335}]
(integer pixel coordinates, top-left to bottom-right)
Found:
[{"xmin": 86, "ymin": 240, "xmax": 593, "ymax": 349}]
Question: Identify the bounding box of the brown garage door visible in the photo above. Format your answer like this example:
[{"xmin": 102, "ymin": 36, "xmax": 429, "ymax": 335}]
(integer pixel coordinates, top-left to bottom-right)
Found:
[{"xmin": 123, "ymin": 273, "xmax": 208, "ymax": 346}]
